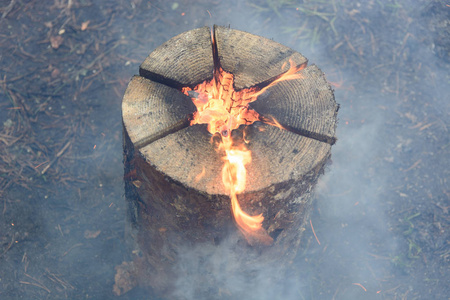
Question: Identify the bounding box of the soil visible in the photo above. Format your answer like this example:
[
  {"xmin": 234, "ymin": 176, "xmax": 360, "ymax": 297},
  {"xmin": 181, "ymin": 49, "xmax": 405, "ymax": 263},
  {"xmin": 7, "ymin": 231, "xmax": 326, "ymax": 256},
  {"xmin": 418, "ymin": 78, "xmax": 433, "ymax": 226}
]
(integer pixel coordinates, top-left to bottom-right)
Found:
[{"xmin": 0, "ymin": 0, "xmax": 448, "ymax": 299}]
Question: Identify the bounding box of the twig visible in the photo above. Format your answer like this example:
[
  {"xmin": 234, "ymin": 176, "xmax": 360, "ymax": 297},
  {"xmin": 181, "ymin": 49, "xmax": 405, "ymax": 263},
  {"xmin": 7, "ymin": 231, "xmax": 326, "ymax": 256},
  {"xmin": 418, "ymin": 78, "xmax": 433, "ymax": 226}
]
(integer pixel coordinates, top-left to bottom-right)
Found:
[
  {"xmin": 46, "ymin": 268, "xmax": 74, "ymax": 290},
  {"xmin": 310, "ymin": 219, "xmax": 321, "ymax": 245},
  {"xmin": 1, "ymin": 180, "xmax": 13, "ymax": 214},
  {"xmin": 41, "ymin": 141, "xmax": 71, "ymax": 175},
  {"xmin": 24, "ymin": 274, "xmax": 51, "ymax": 293},
  {"xmin": 62, "ymin": 243, "xmax": 83, "ymax": 257},
  {"xmin": 34, "ymin": 160, "xmax": 49, "ymax": 170},
  {"xmin": 352, "ymin": 282, "xmax": 367, "ymax": 292},
  {"xmin": 0, "ymin": 233, "xmax": 15, "ymax": 257},
  {"xmin": 19, "ymin": 281, "xmax": 51, "ymax": 293},
  {"xmin": 402, "ymin": 159, "xmax": 421, "ymax": 172},
  {"xmin": 344, "ymin": 35, "xmax": 357, "ymax": 54},
  {"xmin": 1, "ymin": 0, "xmax": 16, "ymax": 19}
]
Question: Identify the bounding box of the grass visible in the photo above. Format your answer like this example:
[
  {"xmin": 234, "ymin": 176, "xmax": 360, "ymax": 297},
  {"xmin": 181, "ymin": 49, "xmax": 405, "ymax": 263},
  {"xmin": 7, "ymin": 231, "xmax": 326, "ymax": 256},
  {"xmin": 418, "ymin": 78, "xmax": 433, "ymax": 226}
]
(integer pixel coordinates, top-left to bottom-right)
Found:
[
  {"xmin": 407, "ymin": 239, "xmax": 422, "ymax": 259},
  {"xmin": 402, "ymin": 212, "xmax": 420, "ymax": 236}
]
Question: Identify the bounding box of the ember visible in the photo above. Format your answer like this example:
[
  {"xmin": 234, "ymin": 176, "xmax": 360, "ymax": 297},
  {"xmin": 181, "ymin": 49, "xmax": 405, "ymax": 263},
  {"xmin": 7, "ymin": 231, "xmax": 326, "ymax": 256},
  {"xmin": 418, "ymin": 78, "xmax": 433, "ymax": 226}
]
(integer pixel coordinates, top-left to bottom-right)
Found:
[{"xmin": 182, "ymin": 55, "xmax": 305, "ymax": 245}]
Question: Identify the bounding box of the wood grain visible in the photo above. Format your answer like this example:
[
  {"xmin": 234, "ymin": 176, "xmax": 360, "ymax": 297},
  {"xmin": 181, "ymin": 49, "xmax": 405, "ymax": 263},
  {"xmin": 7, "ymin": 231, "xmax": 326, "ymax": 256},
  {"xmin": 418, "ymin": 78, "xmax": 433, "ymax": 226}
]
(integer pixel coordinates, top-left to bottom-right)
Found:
[
  {"xmin": 139, "ymin": 27, "xmax": 214, "ymax": 89},
  {"xmin": 122, "ymin": 75, "xmax": 196, "ymax": 149},
  {"xmin": 214, "ymin": 25, "xmax": 308, "ymax": 90},
  {"xmin": 250, "ymin": 64, "xmax": 338, "ymax": 144}
]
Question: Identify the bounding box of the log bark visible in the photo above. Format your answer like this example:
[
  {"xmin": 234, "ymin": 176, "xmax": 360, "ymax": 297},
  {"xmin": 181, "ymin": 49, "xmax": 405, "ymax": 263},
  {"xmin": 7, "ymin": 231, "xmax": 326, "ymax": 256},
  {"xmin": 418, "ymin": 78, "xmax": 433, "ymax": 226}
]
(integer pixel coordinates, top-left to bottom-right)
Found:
[{"xmin": 122, "ymin": 26, "xmax": 338, "ymax": 298}]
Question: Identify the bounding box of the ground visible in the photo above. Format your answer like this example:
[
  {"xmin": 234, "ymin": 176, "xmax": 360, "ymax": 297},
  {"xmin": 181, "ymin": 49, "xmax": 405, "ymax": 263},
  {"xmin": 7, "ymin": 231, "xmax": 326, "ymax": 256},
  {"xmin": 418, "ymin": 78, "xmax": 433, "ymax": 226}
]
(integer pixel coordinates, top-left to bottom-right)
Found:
[{"xmin": 0, "ymin": 0, "xmax": 448, "ymax": 299}]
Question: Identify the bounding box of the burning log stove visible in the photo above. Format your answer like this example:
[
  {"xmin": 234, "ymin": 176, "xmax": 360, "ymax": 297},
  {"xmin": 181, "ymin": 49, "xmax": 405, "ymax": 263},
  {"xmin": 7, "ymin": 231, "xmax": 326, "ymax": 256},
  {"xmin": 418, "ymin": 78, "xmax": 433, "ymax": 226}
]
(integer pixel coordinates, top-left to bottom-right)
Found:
[{"xmin": 119, "ymin": 26, "xmax": 338, "ymax": 298}]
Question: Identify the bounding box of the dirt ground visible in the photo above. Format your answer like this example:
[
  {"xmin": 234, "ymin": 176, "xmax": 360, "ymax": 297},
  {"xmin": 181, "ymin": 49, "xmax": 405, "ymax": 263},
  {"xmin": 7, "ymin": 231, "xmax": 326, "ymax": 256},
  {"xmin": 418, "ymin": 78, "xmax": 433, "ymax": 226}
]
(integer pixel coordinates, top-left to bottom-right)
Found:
[{"xmin": 0, "ymin": 0, "xmax": 448, "ymax": 299}]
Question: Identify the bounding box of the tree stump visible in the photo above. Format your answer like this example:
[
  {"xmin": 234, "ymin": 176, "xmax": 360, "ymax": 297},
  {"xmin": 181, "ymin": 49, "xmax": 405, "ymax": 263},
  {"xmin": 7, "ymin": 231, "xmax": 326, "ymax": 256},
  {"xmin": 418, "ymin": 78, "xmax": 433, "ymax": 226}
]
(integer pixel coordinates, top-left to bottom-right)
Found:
[{"xmin": 121, "ymin": 26, "xmax": 338, "ymax": 298}]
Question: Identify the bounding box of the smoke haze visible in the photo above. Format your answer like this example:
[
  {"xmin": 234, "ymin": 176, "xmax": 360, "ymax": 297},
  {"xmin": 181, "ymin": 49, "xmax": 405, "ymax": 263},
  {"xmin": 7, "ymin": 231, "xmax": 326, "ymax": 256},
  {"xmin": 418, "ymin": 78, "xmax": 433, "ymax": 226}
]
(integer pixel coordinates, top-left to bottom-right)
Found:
[{"xmin": 0, "ymin": 0, "xmax": 448, "ymax": 299}]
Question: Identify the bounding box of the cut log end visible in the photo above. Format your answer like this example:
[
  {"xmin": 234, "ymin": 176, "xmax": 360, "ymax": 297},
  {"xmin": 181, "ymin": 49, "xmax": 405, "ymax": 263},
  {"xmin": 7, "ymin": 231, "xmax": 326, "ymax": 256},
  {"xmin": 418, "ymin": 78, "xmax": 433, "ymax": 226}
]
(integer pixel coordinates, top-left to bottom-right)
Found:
[{"xmin": 123, "ymin": 27, "xmax": 337, "ymax": 194}]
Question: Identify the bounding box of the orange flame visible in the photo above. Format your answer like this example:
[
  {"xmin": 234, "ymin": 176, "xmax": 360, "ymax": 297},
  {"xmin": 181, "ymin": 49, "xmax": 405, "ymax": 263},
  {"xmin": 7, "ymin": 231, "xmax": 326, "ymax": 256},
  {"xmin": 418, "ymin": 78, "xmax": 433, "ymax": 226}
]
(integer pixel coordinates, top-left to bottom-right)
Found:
[{"xmin": 182, "ymin": 59, "xmax": 304, "ymax": 246}]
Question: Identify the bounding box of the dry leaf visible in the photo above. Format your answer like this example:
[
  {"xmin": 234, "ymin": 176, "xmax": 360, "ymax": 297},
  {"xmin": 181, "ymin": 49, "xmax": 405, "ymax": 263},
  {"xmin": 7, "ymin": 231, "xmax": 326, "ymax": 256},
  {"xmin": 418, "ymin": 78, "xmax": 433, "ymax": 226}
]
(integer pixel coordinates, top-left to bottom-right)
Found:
[
  {"xmin": 404, "ymin": 112, "xmax": 417, "ymax": 123},
  {"xmin": 51, "ymin": 68, "xmax": 60, "ymax": 78},
  {"xmin": 132, "ymin": 180, "xmax": 142, "ymax": 188},
  {"xmin": 346, "ymin": 9, "xmax": 360, "ymax": 17},
  {"xmin": 113, "ymin": 261, "xmax": 137, "ymax": 296},
  {"xmin": 50, "ymin": 36, "xmax": 63, "ymax": 49},
  {"xmin": 81, "ymin": 21, "xmax": 90, "ymax": 31},
  {"xmin": 84, "ymin": 230, "xmax": 101, "ymax": 239}
]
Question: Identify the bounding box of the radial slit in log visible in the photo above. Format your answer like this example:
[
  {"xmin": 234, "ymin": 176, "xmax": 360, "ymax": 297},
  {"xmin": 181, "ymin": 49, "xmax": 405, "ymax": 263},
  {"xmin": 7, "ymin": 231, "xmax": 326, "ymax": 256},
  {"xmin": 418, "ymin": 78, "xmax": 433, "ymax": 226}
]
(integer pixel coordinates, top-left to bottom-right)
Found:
[{"xmin": 139, "ymin": 26, "xmax": 215, "ymax": 89}]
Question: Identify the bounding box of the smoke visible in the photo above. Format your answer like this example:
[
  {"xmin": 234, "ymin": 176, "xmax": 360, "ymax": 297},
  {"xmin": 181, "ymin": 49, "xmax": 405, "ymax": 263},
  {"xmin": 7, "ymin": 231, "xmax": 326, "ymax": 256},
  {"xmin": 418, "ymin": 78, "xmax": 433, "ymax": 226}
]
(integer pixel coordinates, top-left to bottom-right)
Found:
[
  {"xmin": 168, "ymin": 87, "xmax": 395, "ymax": 300},
  {"xmin": 172, "ymin": 232, "xmax": 303, "ymax": 300},
  {"xmin": 2, "ymin": 0, "xmax": 447, "ymax": 299},
  {"xmin": 161, "ymin": 0, "xmax": 448, "ymax": 299}
]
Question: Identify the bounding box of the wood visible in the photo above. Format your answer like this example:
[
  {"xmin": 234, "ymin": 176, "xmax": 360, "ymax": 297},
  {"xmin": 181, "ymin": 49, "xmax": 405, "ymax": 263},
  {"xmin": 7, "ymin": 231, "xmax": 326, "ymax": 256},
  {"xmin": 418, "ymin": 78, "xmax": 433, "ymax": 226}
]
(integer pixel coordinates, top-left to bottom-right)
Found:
[
  {"xmin": 214, "ymin": 25, "xmax": 308, "ymax": 90},
  {"xmin": 121, "ymin": 26, "xmax": 338, "ymax": 298},
  {"xmin": 250, "ymin": 64, "xmax": 338, "ymax": 145},
  {"xmin": 122, "ymin": 76, "xmax": 196, "ymax": 149},
  {"xmin": 139, "ymin": 26, "xmax": 214, "ymax": 89}
]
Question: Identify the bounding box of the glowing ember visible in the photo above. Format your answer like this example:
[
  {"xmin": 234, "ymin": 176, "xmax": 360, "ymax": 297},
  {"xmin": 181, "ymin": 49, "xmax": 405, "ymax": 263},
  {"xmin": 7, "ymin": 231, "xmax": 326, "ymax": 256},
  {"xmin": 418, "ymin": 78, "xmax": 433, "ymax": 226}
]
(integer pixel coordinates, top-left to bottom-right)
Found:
[{"xmin": 182, "ymin": 56, "xmax": 304, "ymax": 245}]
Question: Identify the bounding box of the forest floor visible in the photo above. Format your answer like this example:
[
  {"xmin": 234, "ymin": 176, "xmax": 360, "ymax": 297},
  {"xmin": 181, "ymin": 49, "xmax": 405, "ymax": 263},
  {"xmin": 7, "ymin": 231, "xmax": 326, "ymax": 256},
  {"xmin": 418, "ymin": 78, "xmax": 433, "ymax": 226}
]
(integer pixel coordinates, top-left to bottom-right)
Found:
[{"xmin": 0, "ymin": 0, "xmax": 448, "ymax": 299}]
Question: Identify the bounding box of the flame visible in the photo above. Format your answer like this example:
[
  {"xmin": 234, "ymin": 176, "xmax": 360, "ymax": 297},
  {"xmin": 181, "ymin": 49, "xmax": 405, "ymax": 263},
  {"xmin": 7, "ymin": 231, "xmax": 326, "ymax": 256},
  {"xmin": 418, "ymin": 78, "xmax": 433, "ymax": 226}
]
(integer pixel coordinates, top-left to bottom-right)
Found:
[{"xmin": 182, "ymin": 58, "xmax": 304, "ymax": 246}]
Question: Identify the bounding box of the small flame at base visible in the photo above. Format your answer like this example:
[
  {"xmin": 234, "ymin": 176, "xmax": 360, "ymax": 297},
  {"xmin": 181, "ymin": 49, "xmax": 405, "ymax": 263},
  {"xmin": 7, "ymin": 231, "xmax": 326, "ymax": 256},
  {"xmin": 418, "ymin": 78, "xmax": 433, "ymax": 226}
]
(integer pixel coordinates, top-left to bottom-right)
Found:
[
  {"xmin": 222, "ymin": 140, "xmax": 273, "ymax": 246},
  {"xmin": 230, "ymin": 192, "xmax": 274, "ymax": 246}
]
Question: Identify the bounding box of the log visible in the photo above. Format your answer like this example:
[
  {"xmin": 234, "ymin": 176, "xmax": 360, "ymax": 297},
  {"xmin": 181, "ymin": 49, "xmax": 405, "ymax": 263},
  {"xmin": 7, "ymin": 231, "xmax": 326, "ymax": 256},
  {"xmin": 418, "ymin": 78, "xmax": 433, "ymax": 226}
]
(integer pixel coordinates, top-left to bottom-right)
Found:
[{"xmin": 121, "ymin": 26, "xmax": 338, "ymax": 298}]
